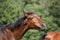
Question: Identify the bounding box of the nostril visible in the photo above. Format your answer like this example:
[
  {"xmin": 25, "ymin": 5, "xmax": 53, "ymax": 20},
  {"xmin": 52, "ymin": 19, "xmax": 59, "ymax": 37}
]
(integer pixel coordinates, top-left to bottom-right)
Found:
[
  {"xmin": 41, "ymin": 24, "xmax": 44, "ymax": 27},
  {"xmin": 41, "ymin": 24, "xmax": 46, "ymax": 27},
  {"xmin": 41, "ymin": 24, "xmax": 47, "ymax": 29}
]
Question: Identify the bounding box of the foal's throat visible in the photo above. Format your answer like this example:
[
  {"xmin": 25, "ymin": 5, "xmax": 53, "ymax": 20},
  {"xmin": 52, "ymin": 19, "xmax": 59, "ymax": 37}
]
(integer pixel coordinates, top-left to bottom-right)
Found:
[{"xmin": 13, "ymin": 25, "xmax": 28, "ymax": 40}]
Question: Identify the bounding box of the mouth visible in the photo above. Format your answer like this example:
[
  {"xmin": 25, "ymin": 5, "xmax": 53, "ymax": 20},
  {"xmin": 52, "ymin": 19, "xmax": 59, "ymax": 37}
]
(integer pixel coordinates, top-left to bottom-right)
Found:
[{"xmin": 36, "ymin": 25, "xmax": 47, "ymax": 31}]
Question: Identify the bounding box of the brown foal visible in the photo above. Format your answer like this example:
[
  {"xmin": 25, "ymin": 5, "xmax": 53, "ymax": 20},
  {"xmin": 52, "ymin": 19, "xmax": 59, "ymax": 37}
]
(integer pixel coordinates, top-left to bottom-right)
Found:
[
  {"xmin": 44, "ymin": 32, "xmax": 60, "ymax": 40},
  {"xmin": 0, "ymin": 12, "xmax": 47, "ymax": 40}
]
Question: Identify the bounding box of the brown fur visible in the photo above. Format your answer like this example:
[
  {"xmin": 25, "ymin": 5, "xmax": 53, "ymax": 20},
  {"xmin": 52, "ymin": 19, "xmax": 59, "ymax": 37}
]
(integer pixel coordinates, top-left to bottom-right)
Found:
[
  {"xmin": 0, "ymin": 12, "xmax": 46, "ymax": 40},
  {"xmin": 44, "ymin": 32, "xmax": 60, "ymax": 40},
  {"xmin": 0, "ymin": 29, "xmax": 15, "ymax": 40}
]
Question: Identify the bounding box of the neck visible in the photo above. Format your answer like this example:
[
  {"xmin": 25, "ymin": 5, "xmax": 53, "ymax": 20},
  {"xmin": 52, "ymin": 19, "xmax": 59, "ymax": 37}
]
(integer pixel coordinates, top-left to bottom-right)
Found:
[
  {"xmin": 13, "ymin": 25, "xmax": 28, "ymax": 40},
  {"xmin": 2, "ymin": 17, "xmax": 28, "ymax": 40}
]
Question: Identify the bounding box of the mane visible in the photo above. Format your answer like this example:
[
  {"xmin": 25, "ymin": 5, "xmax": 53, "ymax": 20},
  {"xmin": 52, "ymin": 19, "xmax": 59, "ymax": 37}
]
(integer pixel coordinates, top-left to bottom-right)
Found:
[
  {"xmin": 14, "ymin": 16, "xmax": 26, "ymax": 27},
  {"xmin": 0, "ymin": 16, "xmax": 26, "ymax": 31}
]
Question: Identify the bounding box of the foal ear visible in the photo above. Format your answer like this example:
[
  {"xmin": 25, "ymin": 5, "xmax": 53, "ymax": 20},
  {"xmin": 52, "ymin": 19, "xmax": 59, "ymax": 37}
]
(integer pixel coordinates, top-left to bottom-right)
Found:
[{"xmin": 24, "ymin": 12, "xmax": 28, "ymax": 17}]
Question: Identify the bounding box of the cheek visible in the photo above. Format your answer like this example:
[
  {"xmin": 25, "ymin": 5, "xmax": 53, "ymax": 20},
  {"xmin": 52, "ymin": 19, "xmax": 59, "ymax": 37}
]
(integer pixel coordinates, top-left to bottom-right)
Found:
[
  {"xmin": 30, "ymin": 22, "xmax": 35, "ymax": 27},
  {"xmin": 29, "ymin": 22, "xmax": 36, "ymax": 28},
  {"xmin": 33, "ymin": 19, "xmax": 41, "ymax": 25}
]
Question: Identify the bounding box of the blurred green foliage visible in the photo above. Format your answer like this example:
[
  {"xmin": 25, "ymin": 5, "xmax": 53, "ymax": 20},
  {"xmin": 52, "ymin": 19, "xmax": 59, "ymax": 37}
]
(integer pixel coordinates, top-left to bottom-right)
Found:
[{"xmin": 0, "ymin": 0, "xmax": 60, "ymax": 40}]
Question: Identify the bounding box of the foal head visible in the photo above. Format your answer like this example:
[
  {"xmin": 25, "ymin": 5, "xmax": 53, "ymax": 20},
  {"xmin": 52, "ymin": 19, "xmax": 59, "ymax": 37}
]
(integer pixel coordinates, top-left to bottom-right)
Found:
[
  {"xmin": 23, "ymin": 12, "xmax": 47, "ymax": 30},
  {"xmin": 44, "ymin": 32, "xmax": 60, "ymax": 40}
]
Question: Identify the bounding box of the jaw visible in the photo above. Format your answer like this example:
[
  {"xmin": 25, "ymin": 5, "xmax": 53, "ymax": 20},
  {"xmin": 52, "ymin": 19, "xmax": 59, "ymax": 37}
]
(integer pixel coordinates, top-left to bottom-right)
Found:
[
  {"xmin": 36, "ymin": 26, "xmax": 47, "ymax": 31},
  {"xmin": 35, "ymin": 23, "xmax": 47, "ymax": 30}
]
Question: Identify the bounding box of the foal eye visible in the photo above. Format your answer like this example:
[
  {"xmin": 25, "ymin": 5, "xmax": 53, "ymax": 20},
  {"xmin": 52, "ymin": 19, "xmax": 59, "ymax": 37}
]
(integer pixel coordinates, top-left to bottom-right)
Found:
[{"xmin": 29, "ymin": 18, "xmax": 33, "ymax": 20}]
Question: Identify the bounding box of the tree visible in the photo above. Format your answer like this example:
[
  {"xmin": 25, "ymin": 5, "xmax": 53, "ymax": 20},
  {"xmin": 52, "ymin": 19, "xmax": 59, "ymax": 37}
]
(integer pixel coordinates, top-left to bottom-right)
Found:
[{"xmin": 0, "ymin": 0, "xmax": 60, "ymax": 40}]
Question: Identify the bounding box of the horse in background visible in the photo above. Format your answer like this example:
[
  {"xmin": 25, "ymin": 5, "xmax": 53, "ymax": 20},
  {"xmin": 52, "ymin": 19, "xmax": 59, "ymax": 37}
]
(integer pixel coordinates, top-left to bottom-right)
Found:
[
  {"xmin": 45, "ymin": 32, "xmax": 60, "ymax": 40},
  {"xmin": 0, "ymin": 12, "xmax": 47, "ymax": 40},
  {"xmin": 40, "ymin": 32, "xmax": 60, "ymax": 40},
  {"xmin": 39, "ymin": 28, "xmax": 60, "ymax": 40}
]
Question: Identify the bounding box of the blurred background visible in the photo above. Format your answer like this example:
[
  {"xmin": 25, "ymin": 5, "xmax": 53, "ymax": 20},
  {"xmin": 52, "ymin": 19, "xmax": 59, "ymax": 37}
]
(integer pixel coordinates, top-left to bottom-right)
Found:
[{"xmin": 0, "ymin": 0, "xmax": 60, "ymax": 40}]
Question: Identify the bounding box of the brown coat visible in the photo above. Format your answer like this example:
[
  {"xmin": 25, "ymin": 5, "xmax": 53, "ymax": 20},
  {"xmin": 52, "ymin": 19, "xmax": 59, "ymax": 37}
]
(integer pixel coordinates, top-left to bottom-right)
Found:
[{"xmin": 45, "ymin": 32, "xmax": 60, "ymax": 40}]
